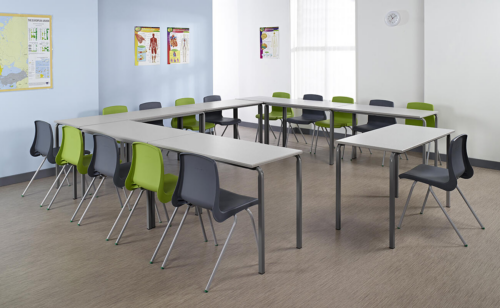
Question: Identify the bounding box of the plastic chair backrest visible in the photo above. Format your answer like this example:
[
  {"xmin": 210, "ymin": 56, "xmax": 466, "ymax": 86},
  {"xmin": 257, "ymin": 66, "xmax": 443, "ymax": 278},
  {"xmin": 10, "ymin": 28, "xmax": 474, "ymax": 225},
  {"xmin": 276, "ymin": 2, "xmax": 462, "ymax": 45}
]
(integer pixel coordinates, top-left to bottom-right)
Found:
[
  {"xmin": 448, "ymin": 134, "xmax": 474, "ymax": 182},
  {"xmin": 103, "ymin": 105, "xmax": 128, "ymax": 115},
  {"xmin": 88, "ymin": 134, "xmax": 121, "ymax": 182},
  {"xmin": 171, "ymin": 98, "xmax": 196, "ymax": 128},
  {"xmin": 30, "ymin": 121, "xmax": 55, "ymax": 163},
  {"xmin": 271, "ymin": 92, "xmax": 293, "ymax": 116},
  {"xmin": 405, "ymin": 102, "xmax": 435, "ymax": 128},
  {"xmin": 332, "ymin": 96, "xmax": 355, "ymax": 125},
  {"xmin": 139, "ymin": 102, "xmax": 163, "ymax": 126},
  {"xmin": 368, "ymin": 100, "xmax": 396, "ymax": 125},
  {"xmin": 125, "ymin": 142, "xmax": 165, "ymax": 194},
  {"xmin": 302, "ymin": 94, "xmax": 326, "ymax": 119},
  {"xmin": 56, "ymin": 126, "xmax": 87, "ymax": 173},
  {"xmin": 204, "ymin": 95, "xmax": 222, "ymax": 118},
  {"xmin": 172, "ymin": 153, "xmax": 222, "ymax": 220}
]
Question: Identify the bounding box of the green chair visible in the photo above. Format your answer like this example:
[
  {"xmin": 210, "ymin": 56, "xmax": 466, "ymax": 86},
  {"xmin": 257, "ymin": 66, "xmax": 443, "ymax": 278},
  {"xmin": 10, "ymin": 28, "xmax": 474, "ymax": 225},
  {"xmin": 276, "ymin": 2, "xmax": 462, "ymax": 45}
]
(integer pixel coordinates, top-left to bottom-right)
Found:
[
  {"xmin": 171, "ymin": 98, "xmax": 215, "ymax": 133},
  {"xmin": 107, "ymin": 142, "xmax": 181, "ymax": 245},
  {"xmin": 40, "ymin": 126, "xmax": 93, "ymax": 210},
  {"xmin": 312, "ymin": 96, "xmax": 355, "ymax": 157},
  {"xmin": 254, "ymin": 92, "xmax": 303, "ymax": 145},
  {"xmin": 103, "ymin": 105, "xmax": 128, "ymax": 115},
  {"xmin": 406, "ymin": 102, "xmax": 440, "ymax": 165}
]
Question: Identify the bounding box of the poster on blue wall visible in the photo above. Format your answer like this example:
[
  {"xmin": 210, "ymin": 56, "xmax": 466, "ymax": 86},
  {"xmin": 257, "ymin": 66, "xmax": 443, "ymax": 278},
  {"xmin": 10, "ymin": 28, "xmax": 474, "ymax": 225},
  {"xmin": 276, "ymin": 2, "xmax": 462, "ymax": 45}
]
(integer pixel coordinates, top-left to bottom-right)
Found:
[
  {"xmin": 260, "ymin": 27, "xmax": 279, "ymax": 59},
  {"xmin": 134, "ymin": 26, "xmax": 160, "ymax": 66},
  {"xmin": 167, "ymin": 27, "xmax": 189, "ymax": 64}
]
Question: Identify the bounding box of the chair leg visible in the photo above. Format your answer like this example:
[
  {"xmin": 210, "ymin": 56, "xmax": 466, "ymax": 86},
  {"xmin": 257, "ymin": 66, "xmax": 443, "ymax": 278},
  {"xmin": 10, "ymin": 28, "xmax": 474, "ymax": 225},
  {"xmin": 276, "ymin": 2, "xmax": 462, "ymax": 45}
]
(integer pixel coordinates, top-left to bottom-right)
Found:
[
  {"xmin": 382, "ymin": 152, "xmax": 386, "ymax": 167},
  {"xmin": 106, "ymin": 190, "xmax": 135, "ymax": 241},
  {"xmin": 341, "ymin": 127, "xmax": 347, "ymax": 159},
  {"xmin": 398, "ymin": 181, "xmax": 417, "ymax": 229},
  {"xmin": 22, "ymin": 157, "xmax": 47, "ymax": 197},
  {"xmin": 246, "ymin": 209, "xmax": 259, "ymax": 248},
  {"xmin": 122, "ymin": 188, "xmax": 131, "ymax": 210},
  {"xmin": 155, "ymin": 202, "xmax": 162, "ymax": 223},
  {"xmin": 205, "ymin": 214, "xmax": 237, "ymax": 293},
  {"xmin": 116, "ymin": 186, "xmax": 124, "ymax": 208},
  {"xmin": 367, "ymin": 148, "xmax": 371, "ymax": 154},
  {"xmin": 161, "ymin": 206, "xmax": 191, "ymax": 269},
  {"xmin": 214, "ymin": 126, "xmax": 216, "ymax": 136},
  {"xmin": 270, "ymin": 125, "xmax": 277, "ymax": 139},
  {"xmin": 150, "ymin": 207, "xmax": 179, "ymax": 263},
  {"xmin": 195, "ymin": 206, "xmax": 208, "ymax": 242},
  {"xmin": 456, "ymin": 186, "xmax": 485, "ymax": 229},
  {"xmin": 310, "ymin": 125, "xmax": 316, "ymax": 153},
  {"xmin": 207, "ymin": 209, "xmax": 218, "ymax": 246},
  {"xmin": 221, "ymin": 125, "xmax": 229, "ymax": 137},
  {"xmin": 254, "ymin": 124, "xmax": 259, "ymax": 142},
  {"xmin": 236, "ymin": 125, "xmax": 241, "ymax": 140},
  {"xmin": 277, "ymin": 120, "xmax": 282, "ymax": 146},
  {"xmin": 40, "ymin": 165, "xmax": 67, "ymax": 207},
  {"xmin": 162, "ymin": 203, "xmax": 170, "ymax": 222},
  {"xmin": 405, "ymin": 152, "xmax": 409, "ymax": 160},
  {"xmin": 429, "ymin": 187, "xmax": 468, "ymax": 247},
  {"xmin": 115, "ymin": 189, "xmax": 145, "ymax": 245},
  {"xmin": 289, "ymin": 123, "xmax": 299, "ymax": 143},
  {"xmin": 297, "ymin": 125, "xmax": 307, "ymax": 144},
  {"xmin": 70, "ymin": 176, "xmax": 97, "ymax": 222},
  {"xmin": 78, "ymin": 177, "xmax": 106, "ymax": 225},
  {"xmin": 46, "ymin": 165, "xmax": 73, "ymax": 210},
  {"xmin": 420, "ymin": 186, "xmax": 431, "ymax": 214}
]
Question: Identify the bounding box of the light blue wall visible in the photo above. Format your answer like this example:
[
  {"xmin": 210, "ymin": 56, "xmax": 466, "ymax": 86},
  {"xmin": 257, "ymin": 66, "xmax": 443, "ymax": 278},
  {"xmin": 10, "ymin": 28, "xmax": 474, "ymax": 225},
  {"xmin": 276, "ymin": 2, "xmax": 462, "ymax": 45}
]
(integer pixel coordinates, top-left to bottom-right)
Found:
[
  {"xmin": 0, "ymin": 0, "xmax": 99, "ymax": 178},
  {"xmin": 98, "ymin": 0, "xmax": 213, "ymax": 127}
]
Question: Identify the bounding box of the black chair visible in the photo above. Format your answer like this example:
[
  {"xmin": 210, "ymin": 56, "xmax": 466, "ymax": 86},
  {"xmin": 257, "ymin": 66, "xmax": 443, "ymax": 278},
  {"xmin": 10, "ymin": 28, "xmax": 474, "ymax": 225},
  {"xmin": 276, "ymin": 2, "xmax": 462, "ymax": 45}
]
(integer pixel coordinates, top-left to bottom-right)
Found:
[
  {"xmin": 353, "ymin": 99, "xmax": 397, "ymax": 166},
  {"xmin": 398, "ymin": 135, "xmax": 484, "ymax": 247},
  {"xmin": 203, "ymin": 95, "xmax": 242, "ymax": 138},
  {"xmin": 287, "ymin": 94, "xmax": 326, "ymax": 150},
  {"xmin": 156, "ymin": 153, "xmax": 258, "ymax": 292},
  {"xmin": 139, "ymin": 102, "xmax": 164, "ymax": 126}
]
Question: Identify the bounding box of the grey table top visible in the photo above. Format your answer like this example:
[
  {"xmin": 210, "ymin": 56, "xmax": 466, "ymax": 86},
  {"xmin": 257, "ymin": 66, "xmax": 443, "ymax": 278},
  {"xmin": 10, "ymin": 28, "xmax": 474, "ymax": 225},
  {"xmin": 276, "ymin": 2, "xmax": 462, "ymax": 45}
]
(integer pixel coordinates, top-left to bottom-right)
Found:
[
  {"xmin": 103, "ymin": 104, "xmax": 205, "ymax": 122},
  {"xmin": 55, "ymin": 114, "xmax": 125, "ymax": 129},
  {"xmin": 149, "ymin": 133, "xmax": 302, "ymax": 168},
  {"xmin": 239, "ymin": 96, "xmax": 351, "ymax": 111},
  {"xmin": 336, "ymin": 104, "xmax": 438, "ymax": 119},
  {"xmin": 201, "ymin": 99, "xmax": 261, "ymax": 111},
  {"xmin": 337, "ymin": 124, "xmax": 454, "ymax": 153},
  {"xmin": 81, "ymin": 121, "xmax": 196, "ymax": 144}
]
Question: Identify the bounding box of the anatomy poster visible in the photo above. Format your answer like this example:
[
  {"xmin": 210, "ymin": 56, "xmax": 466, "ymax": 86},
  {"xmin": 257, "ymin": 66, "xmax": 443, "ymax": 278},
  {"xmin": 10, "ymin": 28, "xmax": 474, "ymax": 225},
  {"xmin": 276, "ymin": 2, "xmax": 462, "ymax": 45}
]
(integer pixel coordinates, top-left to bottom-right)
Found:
[
  {"xmin": 134, "ymin": 26, "xmax": 160, "ymax": 66},
  {"xmin": 260, "ymin": 27, "xmax": 279, "ymax": 59},
  {"xmin": 167, "ymin": 28, "xmax": 189, "ymax": 64}
]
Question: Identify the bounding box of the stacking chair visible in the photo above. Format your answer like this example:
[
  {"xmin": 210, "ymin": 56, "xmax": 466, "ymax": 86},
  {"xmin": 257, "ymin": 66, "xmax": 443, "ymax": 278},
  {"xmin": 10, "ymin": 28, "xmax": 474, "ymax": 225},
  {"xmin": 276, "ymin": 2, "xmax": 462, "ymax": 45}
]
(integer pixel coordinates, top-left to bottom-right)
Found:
[
  {"xmin": 254, "ymin": 92, "xmax": 301, "ymax": 145},
  {"xmin": 154, "ymin": 153, "xmax": 259, "ymax": 293},
  {"xmin": 70, "ymin": 135, "xmax": 138, "ymax": 226},
  {"xmin": 204, "ymin": 95, "xmax": 242, "ymax": 138},
  {"xmin": 103, "ymin": 105, "xmax": 128, "ymax": 115},
  {"xmin": 287, "ymin": 94, "xmax": 326, "ymax": 151},
  {"xmin": 139, "ymin": 102, "xmax": 164, "ymax": 126},
  {"xmin": 312, "ymin": 96, "xmax": 355, "ymax": 157},
  {"xmin": 353, "ymin": 100, "xmax": 397, "ymax": 166},
  {"xmin": 40, "ymin": 126, "xmax": 93, "ymax": 210},
  {"xmin": 23, "ymin": 121, "xmax": 72, "ymax": 197},
  {"xmin": 171, "ymin": 98, "xmax": 215, "ymax": 133},
  {"xmin": 107, "ymin": 142, "xmax": 179, "ymax": 244},
  {"xmin": 406, "ymin": 102, "xmax": 441, "ymax": 165},
  {"xmin": 397, "ymin": 135, "xmax": 484, "ymax": 247}
]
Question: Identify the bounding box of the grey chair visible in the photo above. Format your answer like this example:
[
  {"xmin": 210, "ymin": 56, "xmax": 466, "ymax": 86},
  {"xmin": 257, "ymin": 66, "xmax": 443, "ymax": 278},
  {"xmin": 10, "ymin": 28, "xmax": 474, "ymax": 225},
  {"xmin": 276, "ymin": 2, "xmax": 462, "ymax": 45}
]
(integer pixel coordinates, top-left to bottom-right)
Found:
[
  {"xmin": 23, "ymin": 121, "xmax": 73, "ymax": 197},
  {"xmin": 139, "ymin": 102, "xmax": 164, "ymax": 126},
  {"xmin": 398, "ymin": 134, "xmax": 484, "ymax": 247},
  {"xmin": 153, "ymin": 153, "xmax": 258, "ymax": 293},
  {"xmin": 203, "ymin": 95, "xmax": 242, "ymax": 138},
  {"xmin": 287, "ymin": 94, "xmax": 326, "ymax": 150}
]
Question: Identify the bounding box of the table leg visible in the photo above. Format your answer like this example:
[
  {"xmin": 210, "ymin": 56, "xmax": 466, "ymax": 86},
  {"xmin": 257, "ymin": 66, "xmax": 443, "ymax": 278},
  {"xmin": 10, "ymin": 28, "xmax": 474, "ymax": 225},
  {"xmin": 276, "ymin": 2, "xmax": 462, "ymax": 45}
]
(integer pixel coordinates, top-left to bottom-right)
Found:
[
  {"xmin": 120, "ymin": 142, "xmax": 125, "ymax": 164},
  {"xmin": 282, "ymin": 107, "xmax": 288, "ymax": 147},
  {"xmin": 177, "ymin": 117, "xmax": 183, "ymax": 160},
  {"xmin": 336, "ymin": 144, "xmax": 342, "ymax": 230},
  {"xmin": 257, "ymin": 166, "xmax": 265, "ymax": 274},
  {"xmin": 389, "ymin": 152, "xmax": 398, "ymax": 249},
  {"xmin": 351, "ymin": 114, "xmax": 357, "ymax": 160},
  {"xmin": 296, "ymin": 155, "xmax": 302, "ymax": 249},
  {"xmin": 233, "ymin": 108, "xmax": 238, "ymax": 139},
  {"xmin": 73, "ymin": 165, "xmax": 77, "ymax": 199},
  {"xmin": 258, "ymin": 104, "xmax": 263, "ymax": 144},
  {"xmin": 146, "ymin": 190, "xmax": 156, "ymax": 229},
  {"xmin": 199, "ymin": 113, "xmax": 205, "ymax": 134},
  {"xmin": 395, "ymin": 150, "xmax": 399, "ymax": 198},
  {"xmin": 435, "ymin": 114, "xmax": 439, "ymax": 165},
  {"xmin": 446, "ymin": 134, "xmax": 451, "ymax": 208},
  {"xmin": 264, "ymin": 105, "xmax": 270, "ymax": 145},
  {"xmin": 330, "ymin": 110, "xmax": 335, "ymax": 165},
  {"xmin": 126, "ymin": 143, "xmax": 131, "ymax": 162},
  {"xmin": 55, "ymin": 124, "xmax": 60, "ymax": 188},
  {"xmin": 422, "ymin": 118, "xmax": 427, "ymax": 164}
]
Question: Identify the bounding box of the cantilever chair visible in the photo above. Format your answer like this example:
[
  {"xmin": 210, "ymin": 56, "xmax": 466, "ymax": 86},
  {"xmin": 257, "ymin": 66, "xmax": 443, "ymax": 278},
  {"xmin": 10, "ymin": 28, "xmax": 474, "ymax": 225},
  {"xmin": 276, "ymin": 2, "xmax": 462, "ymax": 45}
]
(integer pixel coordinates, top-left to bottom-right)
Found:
[
  {"xmin": 204, "ymin": 95, "xmax": 242, "ymax": 138},
  {"xmin": 154, "ymin": 153, "xmax": 259, "ymax": 293},
  {"xmin": 398, "ymin": 134, "xmax": 484, "ymax": 247}
]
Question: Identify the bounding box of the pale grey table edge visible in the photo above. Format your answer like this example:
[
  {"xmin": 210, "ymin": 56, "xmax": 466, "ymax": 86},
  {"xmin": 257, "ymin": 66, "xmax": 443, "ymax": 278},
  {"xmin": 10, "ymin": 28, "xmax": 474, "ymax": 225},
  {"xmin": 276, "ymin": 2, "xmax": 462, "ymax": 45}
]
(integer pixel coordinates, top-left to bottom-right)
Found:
[
  {"xmin": 238, "ymin": 97, "xmax": 352, "ymax": 111},
  {"xmin": 81, "ymin": 124, "xmax": 196, "ymax": 144}
]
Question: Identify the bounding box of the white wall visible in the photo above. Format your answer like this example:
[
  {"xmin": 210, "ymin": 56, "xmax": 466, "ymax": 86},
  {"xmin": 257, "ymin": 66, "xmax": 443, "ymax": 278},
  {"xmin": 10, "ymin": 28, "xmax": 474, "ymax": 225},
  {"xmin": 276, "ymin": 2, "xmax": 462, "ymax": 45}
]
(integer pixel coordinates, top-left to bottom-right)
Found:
[{"xmin": 425, "ymin": 0, "xmax": 500, "ymax": 162}]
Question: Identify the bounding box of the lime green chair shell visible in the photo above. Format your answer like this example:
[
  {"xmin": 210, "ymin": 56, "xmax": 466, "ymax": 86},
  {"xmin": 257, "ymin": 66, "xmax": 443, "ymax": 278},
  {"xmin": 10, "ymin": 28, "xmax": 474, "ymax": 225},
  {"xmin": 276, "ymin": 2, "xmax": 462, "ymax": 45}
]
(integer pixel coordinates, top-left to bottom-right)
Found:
[
  {"xmin": 315, "ymin": 96, "xmax": 355, "ymax": 128},
  {"xmin": 255, "ymin": 92, "xmax": 294, "ymax": 120},
  {"xmin": 405, "ymin": 102, "xmax": 435, "ymax": 128},
  {"xmin": 55, "ymin": 126, "xmax": 92, "ymax": 175},
  {"xmin": 171, "ymin": 98, "xmax": 215, "ymax": 131},
  {"xmin": 103, "ymin": 105, "xmax": 128, "ymax": 115},
  {"xmin": 125, "ymin": 142, "xmax": 178, "ymax": 203}
]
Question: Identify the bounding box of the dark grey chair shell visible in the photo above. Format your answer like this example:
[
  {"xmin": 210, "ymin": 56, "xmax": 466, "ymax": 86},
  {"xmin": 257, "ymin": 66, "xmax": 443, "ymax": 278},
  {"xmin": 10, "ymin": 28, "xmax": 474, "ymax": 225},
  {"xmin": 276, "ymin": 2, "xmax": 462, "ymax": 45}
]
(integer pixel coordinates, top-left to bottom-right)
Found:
[
  {"xmin": 354, "ymin": 99, "xmax": 396, "ymax": 133},
  {"xmin": 140, "ymin": 102, "xmax": 164, "ymax": 126},
  {"xmin": 30, "ymin": 120, "xmax": 56, "ymax": 163},
  {"xmin": 203, "ymin": 95, "xmax": 242, "ymax": 127},
  {"xmin": 287, "ymin": 94, "xmax": 327, "ymax": 124}
]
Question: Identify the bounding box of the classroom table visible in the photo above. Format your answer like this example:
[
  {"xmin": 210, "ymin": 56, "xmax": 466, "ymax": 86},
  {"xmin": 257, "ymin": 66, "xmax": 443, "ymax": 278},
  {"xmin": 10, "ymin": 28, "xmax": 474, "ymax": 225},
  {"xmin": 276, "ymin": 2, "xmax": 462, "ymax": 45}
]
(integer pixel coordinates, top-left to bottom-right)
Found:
[{"xmin": 335, "ymin": 124, "xmax": 455, "ymax": 249}]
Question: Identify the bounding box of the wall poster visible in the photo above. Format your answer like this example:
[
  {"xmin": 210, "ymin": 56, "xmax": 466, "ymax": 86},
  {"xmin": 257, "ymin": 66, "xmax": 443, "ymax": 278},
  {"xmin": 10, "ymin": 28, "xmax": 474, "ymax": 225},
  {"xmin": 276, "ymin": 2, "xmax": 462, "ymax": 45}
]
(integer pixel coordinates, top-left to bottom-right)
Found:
[
  {"xmin": 134, "ymin": 26, "xmax": 160, "ymax": 65},
  {"xmin": 260, "ymin": 27, "xmax": 279, "ymax": 59},
  {"xmin": 167, "ymin": 27, "xmax": 189, "ymax": 64}
]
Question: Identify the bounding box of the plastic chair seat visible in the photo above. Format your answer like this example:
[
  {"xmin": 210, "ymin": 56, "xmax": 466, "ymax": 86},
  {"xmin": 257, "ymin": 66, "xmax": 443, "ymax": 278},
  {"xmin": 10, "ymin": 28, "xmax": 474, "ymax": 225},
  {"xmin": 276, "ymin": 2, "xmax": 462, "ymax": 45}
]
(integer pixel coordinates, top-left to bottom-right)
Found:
[
  {"xmin": 288, "ymin": 114, "xmax": 326, "ymax": 125},
  {"xmin": 399, "ymin": 165, "xmax": 451, "ymax": 191},
  {"xmin": 354, "ymin": 122, "xmax": 394, "ymax": 133},
  {"xmin": 255, "ymin": 111, "xmax": 293, "ymax": 121},
  {"xmin": 207, "ymin": 189, "xmax": 259, "ymax": 222},
  {"xmin": 206, "ymin": 116, "xmax": 242, "ymax": 126},
  {"xmin": 315, "ymin": 119, "xmax": 348, "ymax": 129},
  {"xmin": 160, "ymin": 173, "xmax": 179, "ymax": 203}
]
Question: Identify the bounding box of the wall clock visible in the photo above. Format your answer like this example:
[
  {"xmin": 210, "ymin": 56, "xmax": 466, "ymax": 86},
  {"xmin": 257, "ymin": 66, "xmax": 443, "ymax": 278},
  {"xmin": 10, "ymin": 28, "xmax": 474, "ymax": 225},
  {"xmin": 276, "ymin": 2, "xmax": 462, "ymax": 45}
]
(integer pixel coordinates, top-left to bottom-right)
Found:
[{"xmin": 385, "ymin": 11, "xmax": 400, "ymax": 27}]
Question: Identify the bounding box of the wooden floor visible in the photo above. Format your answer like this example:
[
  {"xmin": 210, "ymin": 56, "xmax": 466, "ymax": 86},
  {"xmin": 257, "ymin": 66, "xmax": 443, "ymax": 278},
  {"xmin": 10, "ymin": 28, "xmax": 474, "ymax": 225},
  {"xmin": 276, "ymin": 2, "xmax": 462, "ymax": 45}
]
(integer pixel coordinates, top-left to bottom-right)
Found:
[{"xmin": 1, "ymin": 126, "xmax": 500, "ymax": 307}]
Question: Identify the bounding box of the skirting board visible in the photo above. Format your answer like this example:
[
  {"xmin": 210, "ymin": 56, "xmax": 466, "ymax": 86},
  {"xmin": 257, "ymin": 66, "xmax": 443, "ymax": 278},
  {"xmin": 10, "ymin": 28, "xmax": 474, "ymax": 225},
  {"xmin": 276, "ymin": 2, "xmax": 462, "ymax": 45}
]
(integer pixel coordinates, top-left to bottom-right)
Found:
[{"xmin": 1, "ymin": 122, "xmax": 499, "ymax": 187}]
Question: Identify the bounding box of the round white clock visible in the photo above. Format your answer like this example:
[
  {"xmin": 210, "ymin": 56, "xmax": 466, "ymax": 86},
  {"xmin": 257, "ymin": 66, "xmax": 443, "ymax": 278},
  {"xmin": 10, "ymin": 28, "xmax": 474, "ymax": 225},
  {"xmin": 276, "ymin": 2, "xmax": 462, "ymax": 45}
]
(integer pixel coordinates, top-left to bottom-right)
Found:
[{"xmin": 385, "ymin": 11, "xmax": 400, "ymax": 27}]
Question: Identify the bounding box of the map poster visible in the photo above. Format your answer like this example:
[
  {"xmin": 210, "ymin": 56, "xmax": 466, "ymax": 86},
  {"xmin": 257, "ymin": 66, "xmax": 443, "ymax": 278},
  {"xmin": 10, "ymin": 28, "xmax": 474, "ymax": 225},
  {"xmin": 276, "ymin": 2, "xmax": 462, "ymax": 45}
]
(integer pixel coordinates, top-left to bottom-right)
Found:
[
  {"xmin": 167, "ymin": 28, "xmax": 189, "ymax": 64},
  {"xmin": 260, "ymin": 27, "xmax": 279, "ymax": 59},
  {"xmin": 0, "ymin": 13, "xmax": 52, "ymax": 92},
  {"xmin": 134, "ymin": 26, "xmax": 160, "ymax": 66}
]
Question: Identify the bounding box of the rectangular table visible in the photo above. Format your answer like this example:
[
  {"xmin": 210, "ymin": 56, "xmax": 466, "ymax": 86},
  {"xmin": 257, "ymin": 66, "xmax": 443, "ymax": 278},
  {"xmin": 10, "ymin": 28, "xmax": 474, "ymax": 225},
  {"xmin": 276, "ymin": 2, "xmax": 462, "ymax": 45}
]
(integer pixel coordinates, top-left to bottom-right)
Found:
[
  {"xmin": 335, "ymin": 124, "xmax": 455, "ymax": 249},
  {"xmin": 149, "ymin": 133, "xmax": 303, "ymax": 274}
]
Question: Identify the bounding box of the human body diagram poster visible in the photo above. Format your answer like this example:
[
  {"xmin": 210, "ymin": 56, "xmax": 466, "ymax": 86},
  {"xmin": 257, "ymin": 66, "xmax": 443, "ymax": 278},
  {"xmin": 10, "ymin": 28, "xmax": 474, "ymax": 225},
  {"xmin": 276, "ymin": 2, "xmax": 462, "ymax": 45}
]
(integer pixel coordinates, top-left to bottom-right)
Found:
[
  {"xmin": 134, "ymin": 26, "xmax": 160, "ymax": 66},
  {"xmin": 0, "ymin": 13, "xmax": 52, "ymax": 92},
  {"xmin": 167, "ymin": 28, "xmax": 189, "ymax": 64},
  {"xmin": 260, "ymin": 27, "xmax": 279, "ymax": 59}
]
